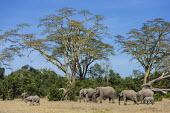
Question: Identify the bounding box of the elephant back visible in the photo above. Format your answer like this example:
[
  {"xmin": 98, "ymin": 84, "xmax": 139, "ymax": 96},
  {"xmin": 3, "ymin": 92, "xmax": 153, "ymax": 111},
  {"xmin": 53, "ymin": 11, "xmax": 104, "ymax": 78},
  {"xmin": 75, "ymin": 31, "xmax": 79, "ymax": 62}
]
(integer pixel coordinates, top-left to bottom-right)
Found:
[
  {"xmin": 97, "ymin": 87, "xmax": 115, "ymax": 95},
  {"xmin": 142, "ymin": 89, "xmax": 154, "ymax": 97}
]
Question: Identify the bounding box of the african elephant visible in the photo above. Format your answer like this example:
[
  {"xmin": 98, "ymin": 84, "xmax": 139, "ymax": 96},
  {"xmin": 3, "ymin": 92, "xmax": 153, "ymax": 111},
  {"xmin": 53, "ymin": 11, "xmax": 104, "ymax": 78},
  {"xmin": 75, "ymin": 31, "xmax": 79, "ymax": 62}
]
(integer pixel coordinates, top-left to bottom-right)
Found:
[
  {"xmin": 79, "ymin": 88, "xmax": 96, "ymax": 102},
  {"xmin": 95, "ymin": 87, "xmax": 115, "ymax": 103},
  {"xmin": 137, "ymin": 89, "xmax": 154, "ymax": 104},
  {"xmin": 59, "ymin": 88, "xmax": 67, "ymax": 100},
  {"xmin": 21, "ymin": 93, "xmax": 27, "ymax": 101},
  {"xmin": 119, "ymin": 90, "xmax": 138, "ymax": 105},
  {"xmin": 25, "ymin": 96, "xmax": 40, "ymax": 106},
  {"xmin": 144, "ymin": 97, "xmax": 154, "ymax": 105}
]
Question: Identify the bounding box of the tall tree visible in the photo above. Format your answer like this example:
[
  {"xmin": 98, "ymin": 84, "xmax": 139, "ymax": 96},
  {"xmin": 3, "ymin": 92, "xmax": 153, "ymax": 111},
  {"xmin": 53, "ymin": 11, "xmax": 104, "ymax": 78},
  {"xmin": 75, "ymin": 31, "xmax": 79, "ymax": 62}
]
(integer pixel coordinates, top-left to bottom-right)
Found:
[
  {"xmin": 0, "ymin": 29, "xmax": 23, "ymax": 67},
  {"xmin": 6, "ymin": 7, "xmax": 114, "ymax": 85},
  {"xmin": 115, "ymin": 18, "xmax": 170, "ymax": 85}
]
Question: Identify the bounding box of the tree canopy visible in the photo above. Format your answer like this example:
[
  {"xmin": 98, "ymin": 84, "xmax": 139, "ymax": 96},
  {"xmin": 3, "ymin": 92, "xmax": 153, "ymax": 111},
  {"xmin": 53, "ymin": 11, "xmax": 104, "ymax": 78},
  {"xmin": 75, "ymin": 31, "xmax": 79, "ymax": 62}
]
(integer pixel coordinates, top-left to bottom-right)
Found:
[
  {"xmin": 5, "ymin": 7, "xmax": 114, "ymax": 86},
  {"xmin": 115, "ymin": 18, "xmax": 170, "ymax": 84}
]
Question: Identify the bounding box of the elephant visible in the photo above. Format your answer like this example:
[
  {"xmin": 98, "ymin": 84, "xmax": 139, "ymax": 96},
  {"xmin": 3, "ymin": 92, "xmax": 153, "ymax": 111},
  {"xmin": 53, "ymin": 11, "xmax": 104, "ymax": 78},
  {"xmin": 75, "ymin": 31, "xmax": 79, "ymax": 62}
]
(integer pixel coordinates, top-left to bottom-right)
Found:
[
  {"xmin": 119, "ymin": 90, "xmax": 138, "ymax": 105},
  {"xmin": 79, "ymin": 89, "xmax": 86, "ymax": 102},
  {"xmin": 25, "ymin": 96, "xmax": 40, "ymax": 106},
  {"xmin": 144, "ymin": 97, "xmax": 154, "ymax": 105},
  {"xmin": 79, "ymin": 88, "xmax": 96, "ymax": 102},
  {"xmin": 21, "ymin": 93, "xmax": 27, "ymax": 101},
  {"xmin": 137, "ymin": 89, "xmax": 154, "ymax": 104},
  {"xmin": 94, "ymin": 86, "xmax": 115, "ymax": 103},
  {"xmin": 59, "ymin": 88, "xmax": 67, "ymax": 100}
]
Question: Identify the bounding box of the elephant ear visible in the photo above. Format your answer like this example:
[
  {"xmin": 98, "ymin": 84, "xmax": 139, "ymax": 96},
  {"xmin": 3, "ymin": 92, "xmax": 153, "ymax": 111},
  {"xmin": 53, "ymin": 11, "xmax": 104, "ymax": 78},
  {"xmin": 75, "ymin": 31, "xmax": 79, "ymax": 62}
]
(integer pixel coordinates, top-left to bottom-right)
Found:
[
  {"xmin": 84, "ymin": 89, "xmax": 88, "ymax": 94},
  {"xmin": 98, "ymin": 88, "xmax": 101, "ymax": 94}
]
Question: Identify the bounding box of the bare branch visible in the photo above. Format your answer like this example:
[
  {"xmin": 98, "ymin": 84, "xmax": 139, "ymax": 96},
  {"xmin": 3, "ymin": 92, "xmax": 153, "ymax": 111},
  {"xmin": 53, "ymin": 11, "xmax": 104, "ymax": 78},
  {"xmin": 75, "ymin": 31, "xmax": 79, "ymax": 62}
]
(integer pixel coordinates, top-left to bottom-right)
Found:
[
  {"xmin": 151, "ymin": 88, "xmax": 170, "ymax": 94},
  {"xmin": 142, "ymin": 72, "xmax": 170, "ymax": 87}
]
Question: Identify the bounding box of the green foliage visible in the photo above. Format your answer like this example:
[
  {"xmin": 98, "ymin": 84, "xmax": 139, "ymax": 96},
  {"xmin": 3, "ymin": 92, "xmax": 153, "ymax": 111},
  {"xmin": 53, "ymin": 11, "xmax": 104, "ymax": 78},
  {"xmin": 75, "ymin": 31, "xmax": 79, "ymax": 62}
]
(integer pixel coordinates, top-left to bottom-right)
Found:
[
  {"xmin": 165, "ymin": 92, "xmax": 170, "ymax": 100},
  {"xmin": 67, "ymin": 86, "xmax": 78, "ymax": 101},
  {"xmin": 0, "ymin": 68, "xmax": 5, "ymax": 79},
  {"xmin": 48, "ymin": 85, "xmax": 63, "ymax": 101},
  {"xmin": 0, "ymin": 63, "xmax": 170, "ymax": 101},
  {"xmin": 154, "ymin": 92, "xmax": 164, "ymax": 101},
  {"xmin": 0, "ymin": 65, "xmax": 67, "ymax": 100}
]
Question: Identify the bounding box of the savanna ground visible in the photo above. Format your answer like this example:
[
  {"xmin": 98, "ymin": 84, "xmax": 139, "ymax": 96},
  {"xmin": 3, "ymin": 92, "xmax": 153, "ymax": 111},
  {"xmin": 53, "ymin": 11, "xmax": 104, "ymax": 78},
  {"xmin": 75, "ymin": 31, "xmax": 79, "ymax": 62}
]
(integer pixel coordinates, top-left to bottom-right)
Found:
[{"xmin": 0, "ymin": 98, "xmax": 170, "ymax": 113}]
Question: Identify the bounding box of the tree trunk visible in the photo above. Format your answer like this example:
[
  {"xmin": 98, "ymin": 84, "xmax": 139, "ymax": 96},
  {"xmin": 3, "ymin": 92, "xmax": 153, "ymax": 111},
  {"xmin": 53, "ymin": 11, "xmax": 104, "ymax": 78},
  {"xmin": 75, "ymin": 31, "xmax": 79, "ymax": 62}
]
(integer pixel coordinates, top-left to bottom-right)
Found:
[
  {"xmin": 143, "ymin": 67, "xmax": 151, "ymax": 85},
  {"xmin": 79, "ymin": 73, "xmax": 84, "ymax": 81}
]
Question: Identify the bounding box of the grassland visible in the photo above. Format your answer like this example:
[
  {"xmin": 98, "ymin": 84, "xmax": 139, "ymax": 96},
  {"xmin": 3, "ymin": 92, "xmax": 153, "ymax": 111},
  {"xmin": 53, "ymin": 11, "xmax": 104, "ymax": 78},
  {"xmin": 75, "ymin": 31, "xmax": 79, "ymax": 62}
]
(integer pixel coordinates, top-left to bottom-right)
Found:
[{"xmin": 0, "ymin": 98, "xmax": 170, "ymax": 113}]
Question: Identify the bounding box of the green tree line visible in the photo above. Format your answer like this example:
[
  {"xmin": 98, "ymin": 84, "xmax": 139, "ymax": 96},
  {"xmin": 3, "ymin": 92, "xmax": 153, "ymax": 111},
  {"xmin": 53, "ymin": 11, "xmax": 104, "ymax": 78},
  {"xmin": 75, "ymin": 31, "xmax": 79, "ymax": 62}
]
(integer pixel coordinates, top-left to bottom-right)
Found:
[{"xmin": 0, "ymin": 63, "xmax": 169, "ymax": 101}]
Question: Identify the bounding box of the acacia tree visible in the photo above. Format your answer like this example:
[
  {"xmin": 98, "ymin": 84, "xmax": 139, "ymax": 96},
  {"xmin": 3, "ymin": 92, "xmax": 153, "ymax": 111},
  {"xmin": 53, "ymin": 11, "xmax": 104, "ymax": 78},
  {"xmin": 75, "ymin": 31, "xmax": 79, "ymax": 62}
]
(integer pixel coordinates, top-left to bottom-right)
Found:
[
  {"xmin": 1, "ymin": 28, "xmax": 24, "ymax": 68},
  {"xmin": 6, "ymin": 7, "xmax": 114, "ymax": 85},
  {"xmin": 115, "ymin": 18, "xmax": 170, "ymax": 91},
  {"xmin": 0, "ymin": 30, "xmax": 10, "ymax": 66}
]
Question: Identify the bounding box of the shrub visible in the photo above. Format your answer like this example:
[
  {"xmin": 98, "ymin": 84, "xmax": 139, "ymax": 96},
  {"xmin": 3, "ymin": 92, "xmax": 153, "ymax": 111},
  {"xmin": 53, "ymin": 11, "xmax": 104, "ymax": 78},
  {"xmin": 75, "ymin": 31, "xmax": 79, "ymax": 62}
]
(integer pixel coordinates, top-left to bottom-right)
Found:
[
  {"xmin": 48, "ymin": 85, "xmax": 63, "ymax": 101},
  {"xmin": 67, "ymin": 86, "xmax": 78, "ymax": 101},
  {"xmin": 154, "ymin": 92, "xmax": 164, "ymax": 101}
]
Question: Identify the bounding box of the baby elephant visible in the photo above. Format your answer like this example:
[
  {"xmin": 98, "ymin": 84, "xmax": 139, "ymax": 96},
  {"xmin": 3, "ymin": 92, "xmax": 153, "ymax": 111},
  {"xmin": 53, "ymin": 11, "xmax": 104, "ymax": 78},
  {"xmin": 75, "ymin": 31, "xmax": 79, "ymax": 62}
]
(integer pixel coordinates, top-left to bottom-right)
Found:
[
  {"xmin": 25, "ymin": 96, "xmax": 40, "ymax": 106},
  {"xmin": 144, "ymin": 97, "xmax": 154, "ymax": 105}
]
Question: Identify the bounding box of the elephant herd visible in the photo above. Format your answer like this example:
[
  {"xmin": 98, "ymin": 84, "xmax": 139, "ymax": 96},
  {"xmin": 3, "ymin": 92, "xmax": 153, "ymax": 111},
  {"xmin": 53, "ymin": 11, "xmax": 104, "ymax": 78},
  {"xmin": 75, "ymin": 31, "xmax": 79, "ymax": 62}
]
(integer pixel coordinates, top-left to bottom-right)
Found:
[
  {"xmin": 79, "ymin": 87, "xmax": 155, "ymax": 105},
  {"xmin": 21, "ymin": 87, "xmax": 155, "ymax": 106}
]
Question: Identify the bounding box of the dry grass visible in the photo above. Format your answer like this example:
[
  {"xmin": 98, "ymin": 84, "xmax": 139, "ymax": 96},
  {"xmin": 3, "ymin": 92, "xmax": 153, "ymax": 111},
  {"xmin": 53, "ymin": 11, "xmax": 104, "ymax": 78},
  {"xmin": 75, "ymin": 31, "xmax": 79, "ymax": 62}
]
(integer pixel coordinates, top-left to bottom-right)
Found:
[{"xmin": 0, "ymin": 98, "xmax": 170, "ymax": 113}]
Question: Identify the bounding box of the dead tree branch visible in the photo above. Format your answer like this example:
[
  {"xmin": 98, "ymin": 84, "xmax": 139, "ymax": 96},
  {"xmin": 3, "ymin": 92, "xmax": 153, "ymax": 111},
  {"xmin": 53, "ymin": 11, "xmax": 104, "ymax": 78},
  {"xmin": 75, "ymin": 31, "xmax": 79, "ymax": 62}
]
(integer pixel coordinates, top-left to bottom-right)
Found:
[{"xmin": 142, "ymin": 69, "xmax": 170, "ymax": 93}]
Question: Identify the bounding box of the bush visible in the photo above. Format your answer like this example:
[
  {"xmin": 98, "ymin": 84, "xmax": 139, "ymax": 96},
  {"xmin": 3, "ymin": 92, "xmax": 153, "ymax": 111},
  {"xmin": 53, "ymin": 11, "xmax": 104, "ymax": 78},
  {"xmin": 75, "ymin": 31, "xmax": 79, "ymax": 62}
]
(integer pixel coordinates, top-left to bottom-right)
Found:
[
  {"xmin": 154, "ymin": 92, "xmax": 164, "ymax": 101},
  {"xmin": 48, "ymin": 85, "xmax": 63, "ymax": 101},
  {"xmin": 67, "ymin": 86, "xmax": 78, "ymax": 101}
]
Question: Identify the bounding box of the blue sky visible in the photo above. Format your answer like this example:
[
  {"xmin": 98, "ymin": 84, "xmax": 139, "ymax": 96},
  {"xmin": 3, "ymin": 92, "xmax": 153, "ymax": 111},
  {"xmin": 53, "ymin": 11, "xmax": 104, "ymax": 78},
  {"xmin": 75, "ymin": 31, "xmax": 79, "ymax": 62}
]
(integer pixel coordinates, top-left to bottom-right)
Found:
[{"xmin": 1, "ymin": 0, "xmax": 170, "ymax": 77}]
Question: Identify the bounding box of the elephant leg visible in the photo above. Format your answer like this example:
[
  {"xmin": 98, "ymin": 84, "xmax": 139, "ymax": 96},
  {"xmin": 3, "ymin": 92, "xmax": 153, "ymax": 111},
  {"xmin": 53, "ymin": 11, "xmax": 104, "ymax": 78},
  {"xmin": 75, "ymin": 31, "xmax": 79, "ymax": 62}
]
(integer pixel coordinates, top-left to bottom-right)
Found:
[
  {"xmin": 79, "ymin": 96, "xmax": 82, "ymax": 102},
  {"xmin": 30, "ymin": 100, "xmax": 33, "ymax": 106},
  {"xmin": 152, "ymin": 100, "xmax": 154, "ymax": 105},
  {"xmin": 92, "ymin": 96, "xmax": 94, "ymax": 102},
  {"xmin": 37, "ymin": 99, "xmax": 40, "ymax": 106},
  {"xmin": 141, "ymin": 96, "xmax": 144, "ymax": 104},
  {"xmin": 109, "ymin": 98, "xmax": 111, "ymax": 103},
  {"xmin": 36, "ymin": 100, "xmax": 38, "ymax": 105},
  {"xmin": 83, "ymin": 96, "xmax": 85, "ymax": 102},
  {"xmin": 145, "ymin": 99, "xmax": 148, "ymax": 104},
  {"xmin": 96, "ymin": 97, "xmax": 99, "ymax": 103},
  {"xmin": 32, "ymin": 100, "xmax": 34, "ymax": 105},
  {"xmin": 112, "ymin": 96, "xmax": 115, "ymax": 103},
  {"xmin": 85, "ymin": 94, "xmax": 89, "ymax": 103},
  {"xmin": 100, "ymin": 96, "xmax": 102, "ymax": 103},
  {"xmin": 135, "ymin": 99, "xmax": 139, "ymax": 105},
  {"xmin": 123, "ymin": 96, "xmax": 127, "ymax": 105}
]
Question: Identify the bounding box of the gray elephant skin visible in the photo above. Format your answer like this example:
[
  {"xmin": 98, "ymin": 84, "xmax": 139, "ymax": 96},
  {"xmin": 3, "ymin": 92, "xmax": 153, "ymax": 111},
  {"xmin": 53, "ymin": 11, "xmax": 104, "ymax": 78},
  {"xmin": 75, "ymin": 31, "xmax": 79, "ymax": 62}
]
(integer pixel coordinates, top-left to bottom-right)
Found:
[
  {"xmin": 21, "ymin": 93, "xmax": 27, "ymax": 101},
  {"xmin": 79, "ymin": 88, "xmax": 96, "ymax": 102},
  {"xmin": 95, "ymin": 87, "xmax": 115, "ymax": 103},
  {"xmin": 137, "ymin": 89, "xmax": 154, "ymax": 104},
  {"xmin": 144, "ymin": 97, "xmax": 154, "ymax": 105},
  {"xmin": 25, "ymin": 96, "xmax": 40, "ymax": 106},
  {"xmin": 59, "ymin": 88, "xmax": 67, "ymax": 100},
  {"xmin": 119, "ymin": 90, "xmax": 138, "ymax": 105}
]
